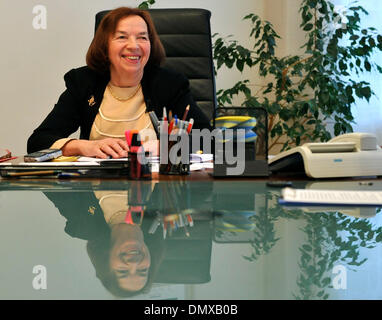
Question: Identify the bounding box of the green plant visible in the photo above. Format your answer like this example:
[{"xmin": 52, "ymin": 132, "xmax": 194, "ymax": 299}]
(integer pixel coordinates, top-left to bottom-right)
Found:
[
  {"xmin": 138, "ymin": 0, "xmax": 156, "ymax": 9},
  {"xmin": 213, "ymin": 0, "xmax": 382, "ymax": 152}
]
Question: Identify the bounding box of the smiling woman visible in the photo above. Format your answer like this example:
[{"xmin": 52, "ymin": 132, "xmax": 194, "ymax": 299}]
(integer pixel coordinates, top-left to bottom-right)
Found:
[
  {"xmin": 27, "ymin": 6, "xmax": 211, "ymax": 159},
  {"xmin": 107, "ymin": 16, "xmax": 151, "ymax": 87}
]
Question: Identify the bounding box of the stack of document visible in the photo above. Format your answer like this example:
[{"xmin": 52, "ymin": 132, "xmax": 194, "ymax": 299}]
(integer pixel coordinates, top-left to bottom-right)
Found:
[{"xmin": 149, "ymin": 154, "xmax": 213, "ymax": 172}]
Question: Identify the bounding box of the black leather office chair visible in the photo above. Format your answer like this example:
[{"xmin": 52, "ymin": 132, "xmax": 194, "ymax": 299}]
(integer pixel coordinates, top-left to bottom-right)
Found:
[{"xmin": 95, "ymin": 8, "xmax": 217, "ymax": 121}]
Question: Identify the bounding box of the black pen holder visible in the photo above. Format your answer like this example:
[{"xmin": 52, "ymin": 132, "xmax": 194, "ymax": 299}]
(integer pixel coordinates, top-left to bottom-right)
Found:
[
  {"xmin": 159, "ymin": 132, "xmax": 190, "ymax": 175},
  {"xmin": 128, "ymin": 151, "xmax": 152, "ymax": 180}
]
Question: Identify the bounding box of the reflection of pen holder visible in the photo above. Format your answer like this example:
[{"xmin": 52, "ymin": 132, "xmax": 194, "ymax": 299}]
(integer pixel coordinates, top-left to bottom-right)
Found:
[
  {"xmin": 128, "ymin": 150, "xmax": 151, "ymax": 180},
  {"xmin": 159, "ymin": 135, "xmax": 190, "ymax": 175},
  {"xmin": 128, "ymin": 180, "xmax": 153, "ymax": 207}
]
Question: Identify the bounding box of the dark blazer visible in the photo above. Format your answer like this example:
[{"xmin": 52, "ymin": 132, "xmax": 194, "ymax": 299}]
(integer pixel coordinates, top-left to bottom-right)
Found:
[{"xmin": 27, "ymin": 65, "xmax": 211, "ymax": 153}]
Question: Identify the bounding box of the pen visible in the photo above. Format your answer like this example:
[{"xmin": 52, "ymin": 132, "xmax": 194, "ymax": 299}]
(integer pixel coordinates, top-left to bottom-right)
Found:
[
  {"xmin": 148, "ymin": 111, "xmax": 160, "ymax": 137},
  {"xmin": 57, "ymin": 172, "xmax": 81, "ymax": 178},
  {"xmin": 168, "ymin": 110, "xmax": 173, "ymax": 122},
  {"xmin": 182, "ymin": 104, "xmax": 190, "ymax": 121},
  {"xmin": 5, "ymin": 170, "xmax": 58, "ymax": 177},
  {"xmin": 0, "ymin": 156, "xmax": 17, "ymax": 163}
]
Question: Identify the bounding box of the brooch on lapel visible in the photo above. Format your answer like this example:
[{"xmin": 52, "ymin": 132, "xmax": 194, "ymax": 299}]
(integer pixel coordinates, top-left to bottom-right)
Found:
[
  {"xmin": 88, "ymin": 95, "xmax": 96, "ymax": 107},
  {"xmin": 88, "ymin": 206, "xmax": 96, "ymax": 215}
]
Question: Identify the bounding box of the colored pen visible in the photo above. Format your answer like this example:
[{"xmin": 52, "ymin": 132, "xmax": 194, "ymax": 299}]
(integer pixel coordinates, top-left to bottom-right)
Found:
[
  {"xmin": 0, "ymin": 156, "xmax": 17, "ymax": 163},
  {"xmin": 186, "ymin": 118, "xmax": 194, "ymax": 134},
  {"xmin": 186, "ymin": 214, "xmax": 194, "ymax": 227},
  {"xmin": 168, "ymin": 110, "xmax": 173, "ymax": 122},
  {"xmin": 57, "ymin": 172, "xmax": 81, "ymax": 178},
  {"xmin": 182, "ymin": 104, "xmax": 190, "ymax": 121},
  {"xmin": 5, "ymin": 170, "xmax": 58, "ymax": 177},
  {"xmin": 168, "ymin": 118, "xmax": 175, "ymax": 134}
]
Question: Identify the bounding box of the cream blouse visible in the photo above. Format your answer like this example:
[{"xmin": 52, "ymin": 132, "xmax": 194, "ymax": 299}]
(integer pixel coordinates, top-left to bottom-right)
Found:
[
  {"xmin": 50, "ymin": 82, "xmax": 156, "ymax": 150},
  {"xmin": 94, "ymin": 191, "xmax": 129, "ymax": 226}
]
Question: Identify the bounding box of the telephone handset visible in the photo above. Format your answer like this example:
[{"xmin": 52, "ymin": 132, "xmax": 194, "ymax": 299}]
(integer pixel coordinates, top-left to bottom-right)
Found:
[{"xmin": 328, "ymin": 132, "xmax": 378, "ymax": 151}]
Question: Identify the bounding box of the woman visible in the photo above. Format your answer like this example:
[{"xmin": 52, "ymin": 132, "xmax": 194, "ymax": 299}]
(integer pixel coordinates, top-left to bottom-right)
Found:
[{"xmin": 27, "ymin": 7, "xmax": 210, "ymax": 158}]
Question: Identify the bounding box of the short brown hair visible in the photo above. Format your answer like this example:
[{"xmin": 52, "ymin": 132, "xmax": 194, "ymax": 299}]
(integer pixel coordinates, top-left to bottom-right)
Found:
[{"xmin": 86, "ymin": 7, "xmax": 166, "ymax": 74}]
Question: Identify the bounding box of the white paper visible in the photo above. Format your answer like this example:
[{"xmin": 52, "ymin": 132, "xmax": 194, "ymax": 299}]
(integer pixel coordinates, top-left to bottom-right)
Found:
[
  {"xmin": 18, "ymin": 161, "xmax": 100, "ymax": 166},
  {"xmin": 190, "ymin": 162, "xmax": 214, "ymax": 171},
  {"xmin": 77, "ymin": 156, "xmax": 126, "ymax": 162},
  {"xmin": 190, "ymin": 153, "xmax": 213, "ymax": 163},
  {"xmin": 281, "ymin": 187, "xmax": 382, "ymax": 206}
]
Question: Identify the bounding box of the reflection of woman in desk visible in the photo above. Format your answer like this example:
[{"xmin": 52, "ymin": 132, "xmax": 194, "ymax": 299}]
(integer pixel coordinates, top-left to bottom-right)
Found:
[
  {"xmin": 90, "ymin": 191, "xmax": 164, "ymax": 296},
  {"xmin": 44, "ymin": 181, "xmax": 213, "ymax": 297},
  {"xmin": 44, "ymin": 190, "xmax": 165, "ymax": 297}
]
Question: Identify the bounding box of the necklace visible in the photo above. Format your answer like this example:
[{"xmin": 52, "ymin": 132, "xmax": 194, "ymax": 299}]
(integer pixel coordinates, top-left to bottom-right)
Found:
[{"xmin": 107, "ymin": 83, "xmax": 141, "ymax": 101}]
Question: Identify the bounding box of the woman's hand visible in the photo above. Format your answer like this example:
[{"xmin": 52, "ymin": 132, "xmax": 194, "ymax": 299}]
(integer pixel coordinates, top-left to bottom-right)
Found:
[{"xmin": 62, "ymin": 138, "xmax": 129, "ymax": 159}]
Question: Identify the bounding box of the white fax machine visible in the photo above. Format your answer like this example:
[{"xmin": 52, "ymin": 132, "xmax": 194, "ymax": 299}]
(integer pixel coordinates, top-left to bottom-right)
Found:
[{"xmin": 268, "ymin": 132, "xmax": 382, "ymax": 178}]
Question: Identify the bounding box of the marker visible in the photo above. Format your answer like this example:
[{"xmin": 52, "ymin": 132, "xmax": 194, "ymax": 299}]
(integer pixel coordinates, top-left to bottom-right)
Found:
[
  {"xmin": 163, "ymin": 107, "xmax": 167, "ymax": 121},
  {"xmin": 186, "ymin": 214, "xmax": 194, "ymax": 227},
  {"xmin": 168, "ymin": 119, "xmax": 175, "ymax": 134},
  {"xmin": 186, "ymin": 118, "xmax": 194, "ymax": 134},
  {"xmin": 125, "ymin": 130, "xmax": 141, "ymax": 151}
]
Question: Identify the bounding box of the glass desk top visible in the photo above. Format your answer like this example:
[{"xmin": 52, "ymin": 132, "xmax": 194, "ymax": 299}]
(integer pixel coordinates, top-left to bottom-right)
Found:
[{"xmin": 0, "ymin": 178, "xmax": 382, "ymax": 300}]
